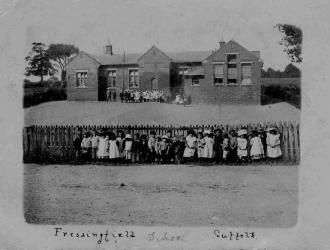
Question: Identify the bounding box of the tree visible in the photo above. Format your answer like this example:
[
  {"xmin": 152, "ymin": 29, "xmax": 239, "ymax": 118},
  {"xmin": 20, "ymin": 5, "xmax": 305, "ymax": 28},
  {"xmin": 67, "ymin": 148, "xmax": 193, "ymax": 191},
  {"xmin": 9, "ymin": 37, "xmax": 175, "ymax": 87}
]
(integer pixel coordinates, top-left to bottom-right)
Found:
[
  {"xmin": 275, "ymin": 24, "xmax": 302, "ymax": 63},
  {"xmin": 284, "ymin": 63, "xmax": 301, "ymax": 77},
  {"xmin": 47, "ymin": 44, "xmax": 79, "ymax": 83},
  {"xmin": 25, "ymin": 42, "xmax": 55, "ymax": 83}
]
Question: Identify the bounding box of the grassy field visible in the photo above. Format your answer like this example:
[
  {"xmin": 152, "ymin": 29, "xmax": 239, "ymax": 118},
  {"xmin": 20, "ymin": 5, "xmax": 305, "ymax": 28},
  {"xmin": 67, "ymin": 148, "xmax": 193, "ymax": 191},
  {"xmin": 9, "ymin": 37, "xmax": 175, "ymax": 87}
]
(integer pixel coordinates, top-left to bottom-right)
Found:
[
  {"xmin": 24, "ymin": 164, "xmax": 298, "ymax": 227},
  {"xmin": 24, "ymin": 101, "xmax": 300, "ymax": 126}
]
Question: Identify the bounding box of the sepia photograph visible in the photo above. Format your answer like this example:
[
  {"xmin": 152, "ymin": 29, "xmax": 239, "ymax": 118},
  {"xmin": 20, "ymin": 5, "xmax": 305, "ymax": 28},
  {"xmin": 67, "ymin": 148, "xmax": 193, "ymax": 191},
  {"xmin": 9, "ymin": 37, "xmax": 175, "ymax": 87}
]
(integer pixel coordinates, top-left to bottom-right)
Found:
[{"xmin": 21, "ymin": 0, "xmax": 301, "ymax": 228}]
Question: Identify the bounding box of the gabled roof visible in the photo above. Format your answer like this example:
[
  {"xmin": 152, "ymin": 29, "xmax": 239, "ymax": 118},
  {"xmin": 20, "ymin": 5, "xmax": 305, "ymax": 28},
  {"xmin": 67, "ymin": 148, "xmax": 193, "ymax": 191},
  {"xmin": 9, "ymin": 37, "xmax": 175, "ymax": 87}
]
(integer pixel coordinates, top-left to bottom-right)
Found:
[
  {"xmin": 137, "ymin": 45, "xmax": 172, "ymax": 62},
  {"xmin": 205, "ymin": 39, "xmax": 260, "ymax": 61},
  {"xmin": 166, "ymin": 51, "xmax": 212, "ymax": 63}
]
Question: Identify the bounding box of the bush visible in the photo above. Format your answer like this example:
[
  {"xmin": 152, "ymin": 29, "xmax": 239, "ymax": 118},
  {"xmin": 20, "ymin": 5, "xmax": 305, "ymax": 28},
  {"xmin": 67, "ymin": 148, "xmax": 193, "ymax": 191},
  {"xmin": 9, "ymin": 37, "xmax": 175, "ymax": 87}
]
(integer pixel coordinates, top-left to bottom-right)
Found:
[
  {"xmin": 23, "ymin": 81, "xmax": 67, "ymax": 108},
  {"xmin": 261, "ymin": 83, "xmax": 301, "ymax": 109}
]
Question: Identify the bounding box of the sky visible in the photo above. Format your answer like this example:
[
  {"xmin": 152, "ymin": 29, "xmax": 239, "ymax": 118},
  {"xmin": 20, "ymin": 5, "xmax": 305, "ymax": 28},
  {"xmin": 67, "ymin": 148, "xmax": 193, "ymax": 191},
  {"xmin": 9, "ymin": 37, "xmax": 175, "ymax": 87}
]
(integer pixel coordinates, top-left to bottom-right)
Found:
[{"xmin": 1, "ymin": 0, "xmax": 310, "ymax": 73}]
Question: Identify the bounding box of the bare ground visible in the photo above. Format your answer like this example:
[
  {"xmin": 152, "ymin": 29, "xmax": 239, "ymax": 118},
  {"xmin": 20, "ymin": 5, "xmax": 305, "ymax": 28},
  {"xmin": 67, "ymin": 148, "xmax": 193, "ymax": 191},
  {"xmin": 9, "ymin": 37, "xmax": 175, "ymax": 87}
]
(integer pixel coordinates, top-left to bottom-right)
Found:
[
  {"xmin": 24, "ymin": 101, "xmax": 300, "ymax": 126},
  {"xmin": 24, "ymin": 164, "xmax": 298, "ymax": 227}
]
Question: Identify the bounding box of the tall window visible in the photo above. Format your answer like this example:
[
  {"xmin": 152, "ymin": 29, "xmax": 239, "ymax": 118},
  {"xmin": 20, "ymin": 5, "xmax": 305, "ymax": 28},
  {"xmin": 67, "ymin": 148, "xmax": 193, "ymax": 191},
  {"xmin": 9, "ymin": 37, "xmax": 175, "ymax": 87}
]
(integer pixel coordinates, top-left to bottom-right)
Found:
[
  {"xmin": 241, "ymin": 63, "xmax": 252, "ymax": 85},
  {"xmin": 108, "ymin": 70, "xmax": 116, "ymax": 87},
  {"xmin": 213, "ymin": 64, "xmax": 224, "ymax": 85},
  {"xmin": 227, "ymin": 54, "xmax": 237, "ymax": 85},
  {"xmin": 76, "ymin": 71, "xmax": 88, "ymax": 87},
  {"xmin": 129, "ymin": 69, "xmax": 139, "ymax": 88}
]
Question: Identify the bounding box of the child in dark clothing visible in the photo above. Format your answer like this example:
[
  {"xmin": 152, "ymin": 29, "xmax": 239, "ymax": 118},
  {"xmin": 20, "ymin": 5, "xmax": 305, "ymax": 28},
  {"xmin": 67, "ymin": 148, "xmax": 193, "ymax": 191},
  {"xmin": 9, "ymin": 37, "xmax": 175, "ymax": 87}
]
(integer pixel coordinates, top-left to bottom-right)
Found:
[{"xmin": 73, "ymin": 131, "xmax": 82, "ymax": 161}]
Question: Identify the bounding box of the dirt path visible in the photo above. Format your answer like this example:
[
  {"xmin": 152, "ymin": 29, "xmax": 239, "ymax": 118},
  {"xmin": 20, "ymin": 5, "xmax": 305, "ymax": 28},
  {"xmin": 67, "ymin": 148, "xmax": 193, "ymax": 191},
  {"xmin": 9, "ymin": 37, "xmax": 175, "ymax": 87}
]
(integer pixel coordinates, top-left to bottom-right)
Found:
[{"xmin": 24, "ymin": 164, "xmax": 298, "ymax": 227}]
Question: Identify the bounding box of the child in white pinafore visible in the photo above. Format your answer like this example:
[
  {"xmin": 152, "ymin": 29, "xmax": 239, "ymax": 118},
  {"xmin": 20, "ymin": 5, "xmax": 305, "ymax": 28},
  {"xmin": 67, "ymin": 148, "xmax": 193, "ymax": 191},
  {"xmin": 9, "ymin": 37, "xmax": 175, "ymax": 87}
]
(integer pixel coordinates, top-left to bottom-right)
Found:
[
  {"xmin": 108, "ymin": 132, "xmax": 120, "ymax": 160},
  {"xmin": 203, "ymin": 130, "xmax": 214, "ymax": 162},
  {"xmin": 266, "ymin": 128, "xmax": 282, "ymax": 159},
  {"xmin": 250, "ymin": 130, "xmax": 265, "ymax": 160},
  {"xmin": 237, "ymin": 129, "xmax": 248, "ymax": 162},
  {"xmin": 123, "ymin": 134, "xmax": 133, "ymax": 162},
  {"xmin": 97, "ymin": 133, "xmax": 108, "ymax": 159}
]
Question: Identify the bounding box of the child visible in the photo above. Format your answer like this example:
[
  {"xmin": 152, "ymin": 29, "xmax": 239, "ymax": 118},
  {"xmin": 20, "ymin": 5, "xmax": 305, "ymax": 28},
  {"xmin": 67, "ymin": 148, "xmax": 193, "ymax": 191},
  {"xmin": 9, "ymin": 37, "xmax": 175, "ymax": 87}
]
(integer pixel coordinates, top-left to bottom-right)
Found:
[
  {"xmin": 116, "ymin": 130, "xmax": 124, "ymax": 162},
  {"xmin": 73, "ymin": 130, "xmax": 82, "ymax": 161},
  {"xmin": 97, "ymin": 132, "xmax": 108, "ymax": 160},
  {"xmin": 227, "ymin": 129, "xmax": 238, "ymax": 163},
  {"xmin": 131, "ymin": 133, "xmax": 140, "ymax": 163},
  {"xmin": 81, "ymin": 132, "xmax": 92, "ymax": 160},
  {"xmin": 222, "ymin": 132, "xmax": 229, "ymax": 162},
  {"xmin": 91, "ymin": 130, "xmax": 99, "ymax": 161},
  {"xmin": 108, "ymin": 132, "xmax": 120, "ymax": 162},
  {"xmin": 123, "ymin": 134, "xmax": 133, "ymax": 163},
  {"xmin": 154, "ymin": 135, "xmax": 162, "ymax": 164},
  {"xmin": 166, "ymin": 130, "xmax": 174, "ymax": 163},
  {"xmin": 139, "ymin": 134, "xmax": 149, "ymax": 163},
  {"xmin": 196, "ymin": 132, "xmax": 205, "ymax": 163},
  {"xmin": 213, "ymin": 128, "xmax": 223, "ymax": 163},
  {"xmin": 172, "ymin": 135, "xmax": 181, "ymax": 164},
  {"xmin": 183, "ymin": 130, "xmax": 197, "ymax": 163},
  {"xmin": 237, "ymin": 129, "xmax": 248, "ymax": 163},
  {"xmin": 148, "ymin": 131, "xmax": 156, "ymax": 163},
  {"xmin": 266, "ymin": 128, "xmax": 282, "ymax": 160},
  {"xmin": 159, "ymin": 135, "xmax": 170, "ymax": 164},
  {"xmin": 203, "ymin": 130, "xmax": 214, "ymax": 163},
  {"xmin": 258, "ymin": 128, "xmax": 267, "ymax": 156},
  {"xmin": 250, "ymin": 130, "xmax": 265, "ymax": 161}
]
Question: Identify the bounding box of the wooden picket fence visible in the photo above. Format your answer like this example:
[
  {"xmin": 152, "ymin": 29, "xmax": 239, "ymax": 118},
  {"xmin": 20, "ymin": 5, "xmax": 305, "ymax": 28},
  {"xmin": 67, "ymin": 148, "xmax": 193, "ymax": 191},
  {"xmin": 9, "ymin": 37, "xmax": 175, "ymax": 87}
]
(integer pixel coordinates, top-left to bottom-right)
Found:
[{"xmin": 23, "ymin": 122, "xmax": 300, "ymax": 164}]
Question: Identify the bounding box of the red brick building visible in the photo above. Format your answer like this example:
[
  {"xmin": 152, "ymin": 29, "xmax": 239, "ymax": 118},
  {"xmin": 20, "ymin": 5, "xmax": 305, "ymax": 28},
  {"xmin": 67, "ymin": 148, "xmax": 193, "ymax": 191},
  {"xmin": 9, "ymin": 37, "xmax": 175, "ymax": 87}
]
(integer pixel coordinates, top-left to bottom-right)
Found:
[{"xmin": 66, "ymin": 40, "xmax": 262, "ymax": 104}]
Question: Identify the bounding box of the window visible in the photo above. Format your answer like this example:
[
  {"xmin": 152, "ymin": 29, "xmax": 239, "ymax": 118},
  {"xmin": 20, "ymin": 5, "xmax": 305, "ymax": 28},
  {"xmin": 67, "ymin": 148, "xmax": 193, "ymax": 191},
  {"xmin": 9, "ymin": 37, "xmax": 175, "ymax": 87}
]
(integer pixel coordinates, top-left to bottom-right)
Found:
[
  {"xmin": 179, "ymin": 67, "xmax": 188, "ymax": 75},
  {"xmin": 227, "ymin": 54, "xmax": 237, "ymax": 85},
  {"xmin": 76, "ymin": 71, "xmax": 88, "ymax": 87},
  {"xmin": 108, "ymin": 70, "xmax": 116, "ymax": 87},
  {"xmin": 192, "ymin": 76, "xmax": 202, "ymax": 86},
  {"xmin": 213, "ymin": 64, "xmax": 224, "ymax": 85},
  {"xmin": 129, "ymin": 69, "xmax": 139, "ymax": 88},
  {"xmin": 241, "ymin": 63, "xmax": 252, "ymax": 85}
]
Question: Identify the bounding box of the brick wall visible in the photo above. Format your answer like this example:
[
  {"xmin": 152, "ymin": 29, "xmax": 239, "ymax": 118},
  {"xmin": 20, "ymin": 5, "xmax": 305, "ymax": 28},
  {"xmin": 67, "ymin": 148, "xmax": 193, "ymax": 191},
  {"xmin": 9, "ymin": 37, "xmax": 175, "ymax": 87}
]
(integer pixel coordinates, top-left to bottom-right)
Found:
[
  {"xmin": 184, "ymin": 78, "xmax": 261, "ymax": 104},
  {"xmin": 66, "ymin": 52, "xmax": 99, "ymax": 101}
]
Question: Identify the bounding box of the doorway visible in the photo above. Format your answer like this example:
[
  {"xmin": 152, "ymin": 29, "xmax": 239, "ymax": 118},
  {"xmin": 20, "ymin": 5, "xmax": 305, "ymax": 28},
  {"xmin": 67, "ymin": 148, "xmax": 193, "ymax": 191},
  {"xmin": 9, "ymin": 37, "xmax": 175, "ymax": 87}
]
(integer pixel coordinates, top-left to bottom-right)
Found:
[{"xmin": 151, "ymin": 77, "xmax": 158, "ymax": 89}]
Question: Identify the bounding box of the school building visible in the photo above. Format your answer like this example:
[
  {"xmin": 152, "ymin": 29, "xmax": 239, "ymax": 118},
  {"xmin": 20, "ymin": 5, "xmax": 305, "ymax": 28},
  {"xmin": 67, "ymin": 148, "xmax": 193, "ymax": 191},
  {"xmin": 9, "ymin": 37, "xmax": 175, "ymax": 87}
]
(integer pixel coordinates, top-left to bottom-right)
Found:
[{"xmin": 66, "ymin": 39, "xmax": 262, "ymax": 104}]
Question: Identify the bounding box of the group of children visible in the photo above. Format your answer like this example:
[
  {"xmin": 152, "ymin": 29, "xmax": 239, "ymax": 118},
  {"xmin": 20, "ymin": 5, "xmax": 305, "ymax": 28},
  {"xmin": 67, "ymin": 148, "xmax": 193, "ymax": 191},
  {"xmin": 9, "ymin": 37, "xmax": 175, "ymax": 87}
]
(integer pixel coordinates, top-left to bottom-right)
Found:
[
  {"xmin": 118, "ymin": 89, "xmax": 170, "ymax": 103},
  {"xmin": 73, "ymin": 127, "xmax": 282, "ymax": 164}
]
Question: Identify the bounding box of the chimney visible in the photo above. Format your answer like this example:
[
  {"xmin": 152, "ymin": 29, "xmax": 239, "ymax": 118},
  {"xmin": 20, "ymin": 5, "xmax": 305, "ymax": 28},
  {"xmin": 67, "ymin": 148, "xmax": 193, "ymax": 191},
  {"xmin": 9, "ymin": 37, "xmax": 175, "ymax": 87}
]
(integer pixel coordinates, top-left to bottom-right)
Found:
[
  {"xmin": 219, "ymin": 38, "xmax": 225, "ymax": 48},
  {"xmin": 105, "ymin": 44, "xmax": 113, "ymax": 55}
]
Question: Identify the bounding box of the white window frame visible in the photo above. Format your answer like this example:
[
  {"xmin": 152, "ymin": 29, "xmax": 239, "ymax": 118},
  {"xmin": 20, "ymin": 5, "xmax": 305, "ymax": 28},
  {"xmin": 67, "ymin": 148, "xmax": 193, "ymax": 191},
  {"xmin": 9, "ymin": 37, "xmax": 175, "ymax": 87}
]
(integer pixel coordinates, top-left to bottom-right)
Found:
[
  {"xmin": 178, "ymin": 66, "xmax": 189, "ymax": 75},
  {"xmin": 213, "ymin": 63, "xmax": 225, "ymax": 86},
  {"xmin": 128, "ymin": 68, "xmax": 139, "ymax": 89},
  {"xmin": 241, "ymin": 62, "xmax": 252, "ymax": 85},
  {"xmin": 107, "ymin": 68, "xmax": 117, "ymax": 87},
  {"xmin": 76, "ymin": 70, "xmax": 88, "ymax": 88}
]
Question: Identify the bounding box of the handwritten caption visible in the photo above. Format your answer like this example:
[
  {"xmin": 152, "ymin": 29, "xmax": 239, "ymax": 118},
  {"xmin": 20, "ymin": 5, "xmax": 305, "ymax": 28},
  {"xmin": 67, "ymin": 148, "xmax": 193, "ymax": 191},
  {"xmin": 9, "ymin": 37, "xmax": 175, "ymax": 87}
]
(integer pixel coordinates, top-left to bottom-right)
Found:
[{"xmin": 53, "ymin": 227, "xmax": 256, "ymax": 245}]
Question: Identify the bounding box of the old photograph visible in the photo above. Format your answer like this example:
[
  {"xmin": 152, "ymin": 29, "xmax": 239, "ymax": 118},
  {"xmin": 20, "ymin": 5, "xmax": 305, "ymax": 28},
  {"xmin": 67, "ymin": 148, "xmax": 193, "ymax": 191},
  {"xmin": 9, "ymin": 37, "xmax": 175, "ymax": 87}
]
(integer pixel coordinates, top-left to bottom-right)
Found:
[{"xmin": 22, "ymin": 0, "xmax": 300, "ymax": 227}]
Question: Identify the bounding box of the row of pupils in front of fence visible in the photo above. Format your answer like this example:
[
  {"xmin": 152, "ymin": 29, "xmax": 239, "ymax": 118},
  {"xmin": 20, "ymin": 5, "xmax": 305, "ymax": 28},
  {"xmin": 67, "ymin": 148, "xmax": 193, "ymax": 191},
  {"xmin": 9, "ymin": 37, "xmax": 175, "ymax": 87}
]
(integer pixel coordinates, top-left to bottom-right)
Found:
[{"xmin": 74, "ymin": 127, "xmax": 282, "ymax": 164}]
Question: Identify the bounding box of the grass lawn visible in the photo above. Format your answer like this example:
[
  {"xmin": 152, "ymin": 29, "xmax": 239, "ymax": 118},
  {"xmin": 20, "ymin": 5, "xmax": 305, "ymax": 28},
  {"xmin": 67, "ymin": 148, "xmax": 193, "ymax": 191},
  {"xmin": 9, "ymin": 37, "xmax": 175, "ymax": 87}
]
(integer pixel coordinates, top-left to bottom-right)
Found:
[
  {"xmin": 24, "ymin": 164, "xmax": 298, "ymax": 227},
  {"xmin": 24, "ymin": 101, "xmax": 300, "ymax": 126}
]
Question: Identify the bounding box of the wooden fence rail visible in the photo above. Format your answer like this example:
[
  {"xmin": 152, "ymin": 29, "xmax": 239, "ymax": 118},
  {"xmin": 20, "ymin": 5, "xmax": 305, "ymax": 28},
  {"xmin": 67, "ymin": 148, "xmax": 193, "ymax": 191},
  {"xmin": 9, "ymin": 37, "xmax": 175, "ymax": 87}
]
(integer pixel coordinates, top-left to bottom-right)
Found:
[{"xmin": 23, "ymin": 122, "xmax": 300, "ymax": 163}]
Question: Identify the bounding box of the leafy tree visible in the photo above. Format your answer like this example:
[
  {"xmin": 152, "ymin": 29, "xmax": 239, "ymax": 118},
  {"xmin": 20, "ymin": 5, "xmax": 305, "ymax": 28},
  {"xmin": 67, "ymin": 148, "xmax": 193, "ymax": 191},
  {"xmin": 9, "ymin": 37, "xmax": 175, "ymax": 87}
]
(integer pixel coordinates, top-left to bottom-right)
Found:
[
  {"xmin": 47, "ymin": 44, "xmax": 79, "ymax": 83},
  {"xmin": 284, "ymin": 63, "xmax": 301, "ymax": 77},
  {"xmin": 275, "ymin": 24, "xmax": 302, "ymax": 63},
  {"xmin": 25, "ymin": 42, "xmax": 55, "ymax": 83}
]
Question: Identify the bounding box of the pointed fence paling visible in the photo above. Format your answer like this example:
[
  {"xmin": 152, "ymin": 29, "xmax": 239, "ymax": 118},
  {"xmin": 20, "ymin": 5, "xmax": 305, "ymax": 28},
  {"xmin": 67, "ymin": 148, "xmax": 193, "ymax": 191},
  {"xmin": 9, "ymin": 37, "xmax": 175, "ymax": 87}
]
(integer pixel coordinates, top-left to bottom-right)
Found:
[{"xmin": 23, "ymin": 122, "xmax": 300, "ymax": 163}]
